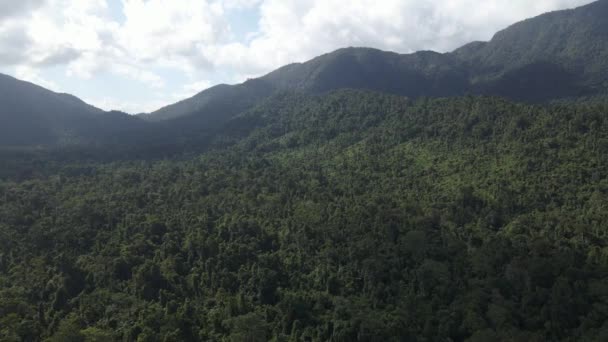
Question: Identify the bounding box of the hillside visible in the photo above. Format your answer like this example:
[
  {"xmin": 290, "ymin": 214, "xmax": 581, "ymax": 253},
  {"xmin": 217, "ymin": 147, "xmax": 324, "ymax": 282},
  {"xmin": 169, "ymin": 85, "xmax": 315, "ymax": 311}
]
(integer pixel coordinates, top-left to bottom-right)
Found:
[
  {"xmin": 454, "ymin": 0, "xmax": 608, "ymax": 83},
  {"xmin": 0, "ymin": 73, "xmax": 150, "ymax": 147},
  {"xmin": 260, "ymin": 48, "xmax": 469, "ymax": 96},
  {"xmin": 141, "ymin": 0, "xmax": 608, "ymax": 125},
  {"xmin": 2, "ymin": 90, "xmax": 608, "ymax": 340},
  {"xmin": 1, "ymin": 2, "xmax": 608, "ymax": 341},
  {"xmin": 454, "ymin": 0, "xmax": 608, "ymax": 99},
  {"xmin": 142, "ymin": 47, "xmax": 472, "ymax": 124}
]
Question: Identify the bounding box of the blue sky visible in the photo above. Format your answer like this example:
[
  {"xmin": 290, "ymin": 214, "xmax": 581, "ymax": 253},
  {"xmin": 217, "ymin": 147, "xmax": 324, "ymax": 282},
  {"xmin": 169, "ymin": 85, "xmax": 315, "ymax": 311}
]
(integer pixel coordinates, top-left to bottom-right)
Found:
[{"xmin": 0, "ymin": 0, "xmax": 595, "ymax": 113}]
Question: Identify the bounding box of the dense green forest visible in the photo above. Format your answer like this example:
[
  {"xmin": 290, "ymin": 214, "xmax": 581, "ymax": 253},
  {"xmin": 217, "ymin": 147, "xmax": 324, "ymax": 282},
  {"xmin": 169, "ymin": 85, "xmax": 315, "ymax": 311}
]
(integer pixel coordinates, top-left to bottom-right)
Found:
[{"xmin": 1, "ymin": 90, "xmax": 608, "ymax": 341}]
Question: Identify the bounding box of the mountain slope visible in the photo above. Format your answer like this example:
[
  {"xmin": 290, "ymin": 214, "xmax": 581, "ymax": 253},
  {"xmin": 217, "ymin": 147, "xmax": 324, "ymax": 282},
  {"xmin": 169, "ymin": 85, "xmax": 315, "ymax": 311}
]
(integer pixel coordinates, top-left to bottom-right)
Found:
[
  {"xmin": 143, "ymin": 48, "xmax": 471, "ymax": 123},
  {"xmin": 454, "ymin": 0, "xmax": 608, "ymax": 97},
  {"xmin": 0, "ymin": 73, "xmax": 149, "ymax": 146},
  {"xmin": 261, "ymin": 48, "xmax": 469, "ymax": 96},
  {"xmin": 145, "ymin": 79, "xmax": 275, "ymax": 123},
  {"xmin": 145, "ymin": 0, "xmax": 608, "ymax": 124},
  {"xmin": 454, "ymin": 0, "xmax": 608, "ymax": 77}
]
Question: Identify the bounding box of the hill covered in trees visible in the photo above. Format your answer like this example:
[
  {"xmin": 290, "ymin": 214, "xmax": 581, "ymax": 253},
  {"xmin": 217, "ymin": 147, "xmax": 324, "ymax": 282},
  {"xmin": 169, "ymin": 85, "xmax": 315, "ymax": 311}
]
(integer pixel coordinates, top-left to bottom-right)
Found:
[
  {"xmin": 141, "ymin": 0, "xmax": 608, "ymax": 125},
  {"xmin": 2, "ymin": 90, "xmax": 608, "ymax": 341},
  {"xmin": 1, "ymin": 1, "xmax": 608, "ymax": 341}
]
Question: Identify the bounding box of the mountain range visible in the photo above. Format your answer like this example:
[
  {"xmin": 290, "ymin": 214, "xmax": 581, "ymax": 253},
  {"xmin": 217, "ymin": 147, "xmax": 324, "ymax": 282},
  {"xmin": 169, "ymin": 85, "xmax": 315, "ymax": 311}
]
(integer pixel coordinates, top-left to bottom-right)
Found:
[{"xmin": 1, "ymin": 0, "xmax": 608, "ymax": 147}]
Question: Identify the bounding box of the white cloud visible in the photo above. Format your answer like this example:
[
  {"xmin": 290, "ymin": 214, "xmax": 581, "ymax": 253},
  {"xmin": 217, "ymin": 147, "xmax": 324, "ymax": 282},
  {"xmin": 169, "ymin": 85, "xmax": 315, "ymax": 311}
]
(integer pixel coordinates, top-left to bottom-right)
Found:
[
  {"xmin": 168, "ymin": 80, "xmax": 214, "ymax": 101},
  {"xmin": 26, "ymin": 0, "xmax": 115, "ymax": 67},
  {"xmin": 83, "ymin": 78, "xmax": 213, "ymax": 113},
  {"xmin": 83, "ymin": 96, "xmax": 171, "ymax": 113},
  {"xmin": 14, "ymin": 65, "xmax": 60, "ymax": 91},
  {"xmin": 183, "ymin": 80, "xmax": 213, "ymax": 94},
  {"xmin": 0, "ymin": 22, "xmax": 31, "ymax": 65},
  {"xmin": 217, "ymin": 0, "xmax": 263, "ymax": 10},
  {"xmin": 0, "ymin": 0, "xmax": 165, "ymax": 89},
  {"xmin": 0, "ymin": 0, "xmax": 45, "ymax": 19},
  {"xmin": 112, "ymin": 63, "xmax": 165, "ymax": 89}
]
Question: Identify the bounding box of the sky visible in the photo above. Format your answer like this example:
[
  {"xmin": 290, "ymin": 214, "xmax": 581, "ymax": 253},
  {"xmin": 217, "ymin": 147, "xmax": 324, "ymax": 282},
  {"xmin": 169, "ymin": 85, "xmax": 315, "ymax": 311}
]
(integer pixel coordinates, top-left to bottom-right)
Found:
[{"xmin": 0, "ymin": 0, "xmax": 596, "ymax": 114}]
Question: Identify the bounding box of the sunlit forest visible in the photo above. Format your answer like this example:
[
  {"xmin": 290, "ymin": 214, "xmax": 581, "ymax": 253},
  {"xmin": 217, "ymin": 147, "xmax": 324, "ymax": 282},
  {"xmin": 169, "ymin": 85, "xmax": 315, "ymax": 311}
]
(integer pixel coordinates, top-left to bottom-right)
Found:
[{"xmin": 2, "ymin": 91, "xmax": 608, "ymax": 341}]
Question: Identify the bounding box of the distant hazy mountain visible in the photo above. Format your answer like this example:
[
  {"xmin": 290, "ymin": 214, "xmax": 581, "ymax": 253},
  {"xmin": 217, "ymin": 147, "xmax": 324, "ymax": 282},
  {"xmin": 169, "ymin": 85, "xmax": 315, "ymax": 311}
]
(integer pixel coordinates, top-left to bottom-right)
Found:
[
  {"xmin": 0, "ymin": 73, "xmax": 149, "ymax": 146},
  {"xmin": 143, "ymin": 0, "xmax": 608, "ymax": 124},
  {"xmin": 142, "ymin": 49, "xmax": 471, "ymax": 124},
  {"xmin": 146, "ymin": 79, "xmax": 275, "ymax": 123},
  {"xmin": 261, "ymin": 48, "xmax": 469, "ymax": 96}
]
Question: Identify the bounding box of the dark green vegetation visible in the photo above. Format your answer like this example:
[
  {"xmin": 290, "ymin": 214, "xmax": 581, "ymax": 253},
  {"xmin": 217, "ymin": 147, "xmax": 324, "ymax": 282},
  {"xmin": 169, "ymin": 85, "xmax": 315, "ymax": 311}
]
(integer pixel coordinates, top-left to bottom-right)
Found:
[
  {"xmin": 454, "ymin": 0, "xmax": 608, "ymax": 92},
  {"xmin": 2, "ymin": 90, "xmax": 608, "ymax": 341},
  {"xmin": 2, "ymin": 1, "xmax": 608, "ymax": 341}
]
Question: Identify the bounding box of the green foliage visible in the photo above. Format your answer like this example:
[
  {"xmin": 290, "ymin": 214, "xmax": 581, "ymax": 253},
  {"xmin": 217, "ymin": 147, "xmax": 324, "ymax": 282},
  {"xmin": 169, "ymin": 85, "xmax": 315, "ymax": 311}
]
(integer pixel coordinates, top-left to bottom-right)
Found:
[
  {"xmin": 1, "ymin": 90, "xmax": 608, "ymax": 341},
  {"xmin": 46, "ymin": 315, "xmax": 84, "ymax": 342},
  {"xmin": 226, "ymin": 312, "xmax": 269, "ymax": 342}
]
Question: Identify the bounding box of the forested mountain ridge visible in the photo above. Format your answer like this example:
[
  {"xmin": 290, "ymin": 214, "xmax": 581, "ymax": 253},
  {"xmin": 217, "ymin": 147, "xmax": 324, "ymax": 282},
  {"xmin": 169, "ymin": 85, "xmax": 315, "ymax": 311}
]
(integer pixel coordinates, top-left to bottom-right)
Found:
[
  {"xmin": 145, "ymin": 79, "xmax": 276, "ymax": 123},
  {"xmin": 454, "ymin": 0, "xmax": 608, "ymax": 100},
  {"xmin": 453, "ymin": 0, "xmax": 608, "ymax": 83},
  {"xmin": 143, "ymin": 0, "xmax": 608, "ymax": 124},
  {"xmin": 259, "ymin": 48, "xmax": 469, "ymax": 96}
]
